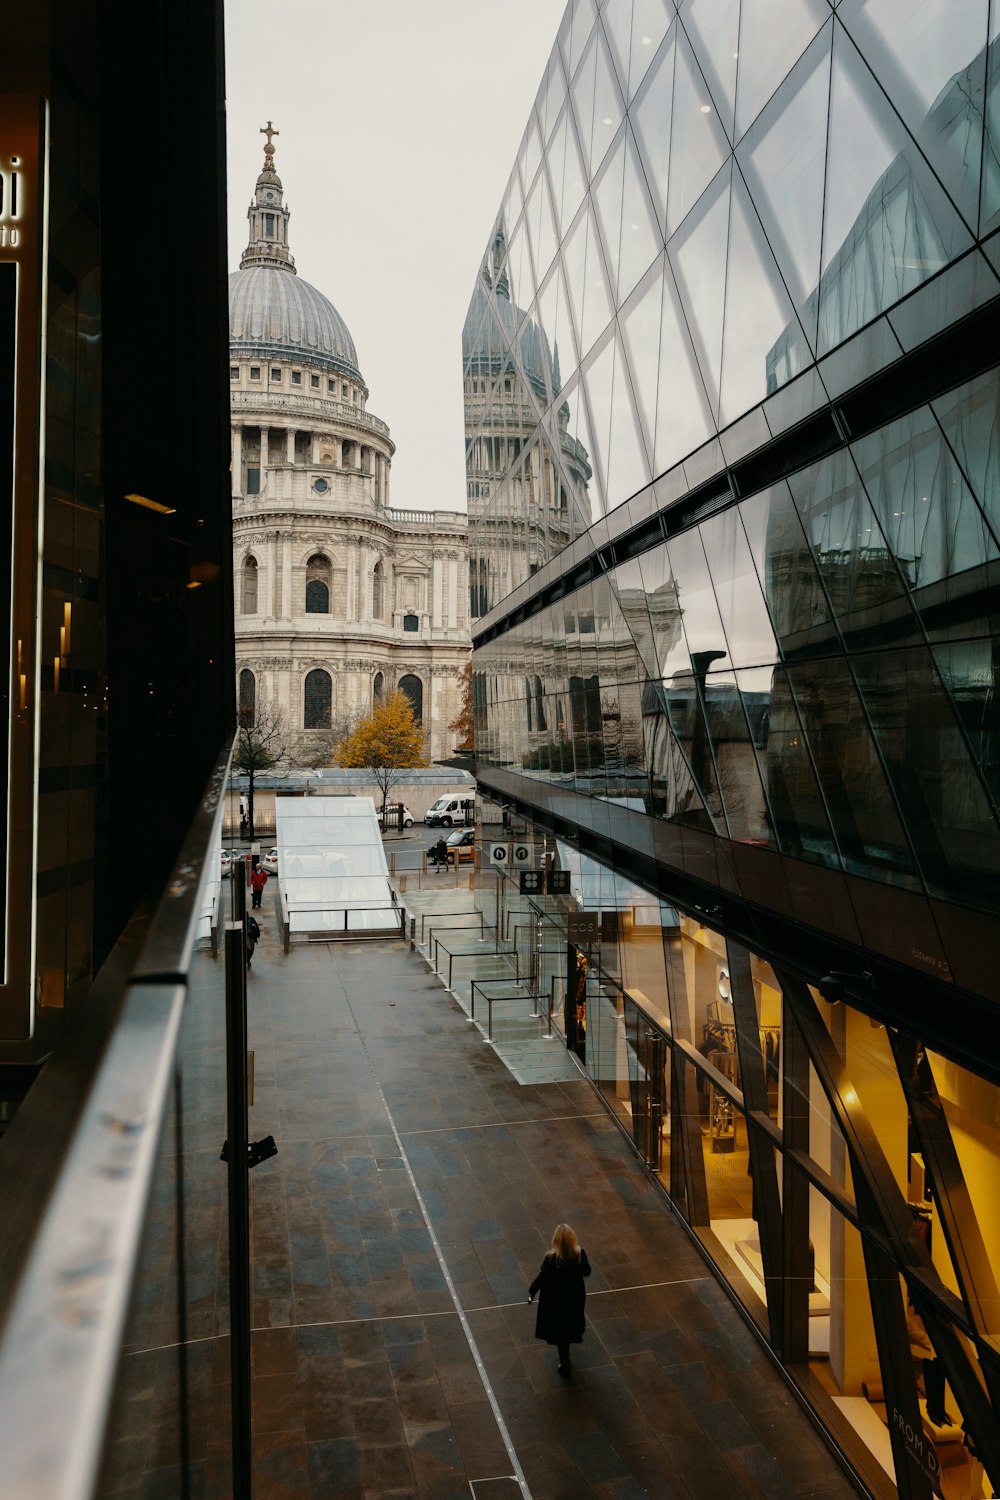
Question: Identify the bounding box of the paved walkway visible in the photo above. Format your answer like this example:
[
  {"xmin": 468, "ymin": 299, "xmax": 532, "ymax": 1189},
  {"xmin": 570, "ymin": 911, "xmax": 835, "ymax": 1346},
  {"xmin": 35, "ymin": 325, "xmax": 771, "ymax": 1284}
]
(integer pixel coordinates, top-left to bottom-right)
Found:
[{"xmin": 231, "ymin": 906, "xmax": 859, "ymax": 1500}]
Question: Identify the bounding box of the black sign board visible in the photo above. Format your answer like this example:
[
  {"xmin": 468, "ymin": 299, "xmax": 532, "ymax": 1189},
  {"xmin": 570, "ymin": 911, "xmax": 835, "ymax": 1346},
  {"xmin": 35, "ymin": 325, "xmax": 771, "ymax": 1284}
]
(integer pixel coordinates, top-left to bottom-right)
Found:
[
  {"xmin": 519, "ymin": 870, "xmax": 543, "ymax": 895},
  {"xmin": 547, "ymin": 869, "xmax": 571, "ymax": 895},
  {"xmin": 566, "ymin": 911, "xmax": 599, "ymax": 945}
]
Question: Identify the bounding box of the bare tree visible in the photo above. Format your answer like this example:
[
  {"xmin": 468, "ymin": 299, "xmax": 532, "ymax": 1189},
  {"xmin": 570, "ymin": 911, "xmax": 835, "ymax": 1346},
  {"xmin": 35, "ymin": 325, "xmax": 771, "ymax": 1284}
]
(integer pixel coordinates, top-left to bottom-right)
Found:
[
  {"xmin": 234, "ymin": 695, "xmax": 292, "ymax": 840},
  {"xmin": 298, "ymin": 706, "xmax": 361, "ymax": 769}
]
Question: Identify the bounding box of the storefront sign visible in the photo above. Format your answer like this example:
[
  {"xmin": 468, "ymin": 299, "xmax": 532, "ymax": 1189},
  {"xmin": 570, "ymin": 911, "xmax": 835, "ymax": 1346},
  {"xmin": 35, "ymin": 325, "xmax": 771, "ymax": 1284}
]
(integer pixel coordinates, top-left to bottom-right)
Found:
[
  {"xmin": 567, "ymin": 911, "xmax": 598, "ymax": 945},
  {"xmin": 519, "ymin": 870, "xmax": 542, "ymax": 895},
  {"xmin": 488, "ymin": 841, "xmax": 510, "ymax": 865},
  {"xmin": 511, "ymin": 842, "xmax": 531, "ymax": 864},
  {"xmin": 891, "ymin": 1405, "xmax": 943, "ymax": 1492},
  {"xmin": 548, "ymin": 870, "xmax": 570, "ymax": 895}
]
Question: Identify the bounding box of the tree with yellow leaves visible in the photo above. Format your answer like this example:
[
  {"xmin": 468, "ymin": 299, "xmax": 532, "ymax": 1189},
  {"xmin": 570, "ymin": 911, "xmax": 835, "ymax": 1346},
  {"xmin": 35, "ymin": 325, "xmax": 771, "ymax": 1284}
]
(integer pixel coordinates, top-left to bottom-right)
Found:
[
  {"xmin": 448, "ymin": 662, "xmax": 474, "ymax": 753},
  {"xmin": 336, "ymin": 689, "xmax": 427, "ymax": 820}
]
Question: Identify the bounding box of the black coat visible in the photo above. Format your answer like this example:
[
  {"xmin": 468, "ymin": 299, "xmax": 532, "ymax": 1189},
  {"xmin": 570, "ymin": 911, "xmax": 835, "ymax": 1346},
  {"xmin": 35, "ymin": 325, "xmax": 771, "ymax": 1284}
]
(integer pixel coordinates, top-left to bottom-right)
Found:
[{"xmin": 528, "ymin": 1249, "xmax": 591, "ymax": 1345}]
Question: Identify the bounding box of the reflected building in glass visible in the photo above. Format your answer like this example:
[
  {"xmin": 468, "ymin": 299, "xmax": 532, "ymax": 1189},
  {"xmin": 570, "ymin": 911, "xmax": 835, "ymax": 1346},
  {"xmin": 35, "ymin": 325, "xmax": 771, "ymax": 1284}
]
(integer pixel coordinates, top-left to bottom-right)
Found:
[{"xmin": 465, "ymin": 3, "xmax": 1000, "ymax": 1495}]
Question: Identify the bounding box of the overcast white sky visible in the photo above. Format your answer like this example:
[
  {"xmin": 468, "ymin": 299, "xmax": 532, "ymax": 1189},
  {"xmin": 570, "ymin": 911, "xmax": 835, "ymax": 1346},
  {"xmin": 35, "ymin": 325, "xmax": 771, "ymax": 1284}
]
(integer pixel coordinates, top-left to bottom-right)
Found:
[{"xmin": 225, "ymin": 0, "xmax": 567, "ymax": 513}]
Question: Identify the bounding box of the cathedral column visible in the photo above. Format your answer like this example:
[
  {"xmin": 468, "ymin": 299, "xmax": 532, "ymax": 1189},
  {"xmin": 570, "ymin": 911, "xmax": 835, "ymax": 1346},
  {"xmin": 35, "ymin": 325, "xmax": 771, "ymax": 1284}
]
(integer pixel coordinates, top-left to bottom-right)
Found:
[
  {"xmin": 282, "ymin": 534, "xmax": 293, "ymax": 621},
  {"xmin": 232, "ymin": 425, "xmax": 242, "ymax": 496},
  {"xmin": 332, "ymin": 436, "xmax": 343, "ymax": 467},
  {"xmin": 311, "ymin": 431, "xmax": 321, "ymax": 464},
  {"xmin": 285, "ymin": 427, "xmax": 295, "ymax": 464},
  {"xmin": 354, "ymin": 443, "xmax": 363, "ymax": 470},
  {"xmin": 345, "ymin": 538, "xmax": 356, "ymax": 623},
  {"xmin": 376, "ymin": 454, "xmax": 385, "ymax": 505},
  {"xmin": 448, "ymin": 555, "xmax": 458, "ymax": 629},
  {"xmin": 432, "ymin": 557, "xmax": 443, "ymax": 629},
  {"xmin": 270, "ymin": 530, "xmax": 281, "ymax": 617},
  {"xmin": 259, "ymin": 425, "xmax": 269, "ymax": 474},
  {"xmin": 384, "ymin": 461, "xmax": 390, "ymax": 506}
]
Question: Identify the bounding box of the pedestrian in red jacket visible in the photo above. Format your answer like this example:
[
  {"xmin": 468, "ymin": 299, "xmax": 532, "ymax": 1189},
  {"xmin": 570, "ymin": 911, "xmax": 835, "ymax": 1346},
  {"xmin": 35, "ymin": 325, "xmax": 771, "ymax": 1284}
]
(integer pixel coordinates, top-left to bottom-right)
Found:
[{"xmin": 250, "ymin": 864, "xmax": 268, "ymax": 909}]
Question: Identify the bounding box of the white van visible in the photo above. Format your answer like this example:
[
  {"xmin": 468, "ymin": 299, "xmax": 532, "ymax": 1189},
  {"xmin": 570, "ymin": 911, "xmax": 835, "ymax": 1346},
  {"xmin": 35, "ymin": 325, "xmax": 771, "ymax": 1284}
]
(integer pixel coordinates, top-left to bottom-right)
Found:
[{"xmin": 424, "ymin": 793, "xmax": 473, "ymax": 828}]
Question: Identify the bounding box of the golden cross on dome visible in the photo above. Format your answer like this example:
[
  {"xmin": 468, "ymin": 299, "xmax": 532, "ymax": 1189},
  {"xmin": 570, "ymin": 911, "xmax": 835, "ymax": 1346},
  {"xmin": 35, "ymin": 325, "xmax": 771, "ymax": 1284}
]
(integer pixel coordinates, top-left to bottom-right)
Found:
[{"xmin": 260, "ymin": 121, "xmax": 278, "ymax": 159}]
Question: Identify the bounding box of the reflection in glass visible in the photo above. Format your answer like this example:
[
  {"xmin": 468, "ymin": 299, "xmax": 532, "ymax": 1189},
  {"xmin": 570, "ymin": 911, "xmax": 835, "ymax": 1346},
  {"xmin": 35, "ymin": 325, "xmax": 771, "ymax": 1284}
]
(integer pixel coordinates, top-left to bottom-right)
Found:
[{"xmin": 816, "ymin": 20, "xmax": 972, "ymax": 354}]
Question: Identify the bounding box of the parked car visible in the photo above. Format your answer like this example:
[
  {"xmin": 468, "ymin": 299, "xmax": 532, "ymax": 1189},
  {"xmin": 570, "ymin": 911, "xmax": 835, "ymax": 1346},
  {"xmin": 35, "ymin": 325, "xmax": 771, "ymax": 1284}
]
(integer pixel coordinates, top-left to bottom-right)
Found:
[
  {"xmin": 220, "ymin": 849, "xmax": 234, "ymax": 875},
  {"xmin": 427, "ymin": 828, "xmax": 475, "ymax": 866},
  {"xmin": 262, "ymin": 848, "xmax": 279, "ymax": 874},
  {"xmin": 377, "ymin": 804, "xmax": 414, "ymax": 829},
  {"xmin": 424, "ymin": 793, "xmax": 473, "ymax": 827}
]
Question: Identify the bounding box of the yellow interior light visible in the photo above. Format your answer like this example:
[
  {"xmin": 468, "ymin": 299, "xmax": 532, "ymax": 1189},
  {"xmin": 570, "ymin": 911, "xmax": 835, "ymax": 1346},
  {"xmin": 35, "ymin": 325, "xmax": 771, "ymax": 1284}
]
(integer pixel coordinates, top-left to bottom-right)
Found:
[{"xmin": 123, "ymin": 493, "xmax": 177, "ymax": 515}]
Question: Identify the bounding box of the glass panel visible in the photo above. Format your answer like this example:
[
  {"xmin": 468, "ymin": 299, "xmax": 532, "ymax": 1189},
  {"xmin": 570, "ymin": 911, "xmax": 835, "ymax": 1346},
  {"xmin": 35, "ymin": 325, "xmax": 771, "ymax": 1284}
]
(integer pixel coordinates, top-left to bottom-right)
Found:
[
  {"xmin": 784, "ymin": 657, "xmax": 921, "ymax": 885},
  {"xmin": 631, "ymin": 27, "xmax": 678, "ymax": 228},
  {"xmin": 699, "ymin": 504, "xmax": 780, "ymax": 669},
  {"xmin": 670, "ymin": 161, "xmax": 731, "ymax": 420},
  {"xmin": 982, "ymin": 3, "xmax": 1000, "ymax": 230},
  {"xmin": 837, "ymin": 0, "xmax": 989, "ymax": 232},
  {"xmin": 592, "ymin": 126, "xmax": 628, "ymax": 299},
  {"xmin": 738, "ymin": 23, "xmax": 833, "ymax": 349},
  {"xmin": 601, "ymin": 0, "xmax": 633, "ymax": 95},
  {"xmin": 628, "ymin": 0, "xmax": 674, "ymax": 103},
  {"xmin": 851, "ymin": 405, "xmax": 1000, "ymax": 605},
  {"xmin": 618, "ymin": 122, "xmax": 664, "ymax": 302},
  {"xmin": 924, "ymin": 1047, "xmax": 1000, "ymax": 1329},
  {"xmin": 931, "ymin": 367, "xmax": 1000, "ymax": 540},
  {"xmin": 590, "ymin": 25, "xmax": 626, "ymax": 176},
  {"xmin": 734, "ymin": 0, "xmax": 830, "ymax": 141},
  {"xmin": 739, "ymin": 482, "xmax": 840, "ymax": 658},
  {"xmin": 619, "ymin": 255, "xmax": 665, "ymax": 460},
  {"xmin": 665, "ymin": 25, "xmax": 730, "ymax": 235},
  {"xmin": 785, "ymin": 449, "xmax": 911, "ymax": 649},
  {"xmin": 653, "ymin": 258, "xmax": 715, "ymax": 472},
  {"xmin": 931, "ymin": 639, "xmax": 1000, "ymax": 806},
  {"xmin": 607, "ymin": 332, "xmax": 653, "ymax": 508},
  {"xmin": 851, "ymin": 645, "xmax": 1000, "ymax": 901},
  {"xmin": 524, "ymin": 168, "xmax": 559, "ymax": 289},
  {"xmin": 681, "ymin": 0, "xmax": 740, "ymax": 139},
  {"xmin": 568, "ymin": 0, "xmax": 599, "ymax": 79},
  {"xmin": 755, "ymin": 665, "xmax": 843, "ymax": 868},
  {"xmin": 720, "ymin": 170, "xmax": 812, "ymax": 423},
  {"xmin": 817, "ymin": 19, "xmax": 973, "ymax": 354},
  {"xmin": 570, "ymin": 28, "xmax": 600, "ymax": 171}
]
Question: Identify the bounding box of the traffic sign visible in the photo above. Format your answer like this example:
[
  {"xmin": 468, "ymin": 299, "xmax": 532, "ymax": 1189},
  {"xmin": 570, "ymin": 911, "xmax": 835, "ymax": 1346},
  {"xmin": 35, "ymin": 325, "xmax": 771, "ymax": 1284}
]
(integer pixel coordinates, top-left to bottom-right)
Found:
[
  {"xmin": 489, "ymin": 841, "xmax": 511, "ymax": 866},
  {"xmin": 512, "ymin": 842, "xmax": 531, "ymax": 865},
  {"xmin": 519, "ymin": 870, "xmax": 543, "ymax": 895}
]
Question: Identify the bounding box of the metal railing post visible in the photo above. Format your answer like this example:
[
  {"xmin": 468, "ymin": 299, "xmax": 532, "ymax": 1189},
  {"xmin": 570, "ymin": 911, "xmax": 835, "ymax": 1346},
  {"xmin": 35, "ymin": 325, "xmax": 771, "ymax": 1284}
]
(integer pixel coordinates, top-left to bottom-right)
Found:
[{"xmin": 224, "ymin": 922, "xmax": 252, "ymax": 1499}]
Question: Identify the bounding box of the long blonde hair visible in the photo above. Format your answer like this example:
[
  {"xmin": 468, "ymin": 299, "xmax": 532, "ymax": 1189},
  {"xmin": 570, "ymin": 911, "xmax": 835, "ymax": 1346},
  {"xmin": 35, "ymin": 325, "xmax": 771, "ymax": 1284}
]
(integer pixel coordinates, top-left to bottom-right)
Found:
[{"xmin": 550, "ymin": 1223, "xmax": 581, "ymax": 1265}]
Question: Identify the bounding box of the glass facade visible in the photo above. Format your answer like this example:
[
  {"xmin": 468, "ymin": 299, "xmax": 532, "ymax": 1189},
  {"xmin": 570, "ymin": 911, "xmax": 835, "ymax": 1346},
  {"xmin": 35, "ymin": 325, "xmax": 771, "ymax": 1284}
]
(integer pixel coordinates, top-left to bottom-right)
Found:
[{"xmin": 467, "ymin": 4, "xmax": 1000, "ymax": 1495}]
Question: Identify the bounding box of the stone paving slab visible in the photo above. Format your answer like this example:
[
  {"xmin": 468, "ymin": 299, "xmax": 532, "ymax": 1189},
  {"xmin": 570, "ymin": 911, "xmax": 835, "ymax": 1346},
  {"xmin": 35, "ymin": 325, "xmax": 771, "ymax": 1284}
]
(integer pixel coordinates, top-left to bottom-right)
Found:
[{"xmin": 210, "ymin": 911, "xmax": 861, "ymax": 1499}]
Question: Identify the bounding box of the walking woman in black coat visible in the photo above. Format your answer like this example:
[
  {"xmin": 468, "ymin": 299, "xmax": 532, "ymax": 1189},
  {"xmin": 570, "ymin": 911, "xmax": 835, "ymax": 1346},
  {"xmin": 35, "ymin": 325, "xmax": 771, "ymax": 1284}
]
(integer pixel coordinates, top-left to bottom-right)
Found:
[{"xmin": 527, "ymin": 1223, "xmax": 591, "ymax": 1375}]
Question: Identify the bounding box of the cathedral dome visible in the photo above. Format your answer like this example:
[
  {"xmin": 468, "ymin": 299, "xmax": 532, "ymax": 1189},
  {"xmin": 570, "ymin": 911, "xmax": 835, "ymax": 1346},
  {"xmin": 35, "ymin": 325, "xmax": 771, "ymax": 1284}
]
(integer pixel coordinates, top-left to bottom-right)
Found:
[
  {"xmin": 229, "ymin": 266, "xmax": 363, "ymax": 382},
  {"xmin": 230, "ymin": 123, "xmax": 363, "ymax": 384}
]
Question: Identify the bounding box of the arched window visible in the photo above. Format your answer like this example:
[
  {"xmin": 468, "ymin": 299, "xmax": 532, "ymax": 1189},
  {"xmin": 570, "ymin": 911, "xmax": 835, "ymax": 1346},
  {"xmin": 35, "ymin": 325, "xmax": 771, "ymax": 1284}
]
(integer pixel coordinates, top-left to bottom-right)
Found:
[
  {"xmin": 238, "ymin": 669, "xmax": 256, "ymax": 726},
  {"xmin": 403, "ymin": 613, "xmax": 418, "ymax": 632},
  {"xmin": 304, "ymin": 668, "xmax": 332, "ymax": 729},
  {"xmin": 373, "ymin": 561, "xmax": 384, "ymax": 620},
  {"xmin": 305, "ymin": 553, "xmax": 331, "ymax": 614},
  {"xmin": 373, "ymin": 671, "xmax": 385, "ymax": 706},
  {"xmin": 398, "ymin": 674, "xmax": 423, "ymax": 725},
  {"xmin": 242, "ymin": 556, "xmax": 258, "ymax": 614}
]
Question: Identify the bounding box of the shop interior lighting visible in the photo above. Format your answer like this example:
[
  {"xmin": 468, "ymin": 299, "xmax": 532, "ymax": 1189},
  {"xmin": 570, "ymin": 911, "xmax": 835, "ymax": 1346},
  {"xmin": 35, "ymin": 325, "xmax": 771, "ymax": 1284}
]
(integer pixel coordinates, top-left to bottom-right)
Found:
[{"xmin": 123, "ymin": 493, "xmax": 176, "ymax": 515}]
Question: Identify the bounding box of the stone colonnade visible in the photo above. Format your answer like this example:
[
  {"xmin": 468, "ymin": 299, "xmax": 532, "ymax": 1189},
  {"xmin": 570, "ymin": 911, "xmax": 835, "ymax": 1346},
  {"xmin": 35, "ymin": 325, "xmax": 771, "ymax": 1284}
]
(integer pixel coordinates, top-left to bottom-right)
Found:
[{"xmin": 232, "ymin": 423, "xmax": 390, "ymax": 503}]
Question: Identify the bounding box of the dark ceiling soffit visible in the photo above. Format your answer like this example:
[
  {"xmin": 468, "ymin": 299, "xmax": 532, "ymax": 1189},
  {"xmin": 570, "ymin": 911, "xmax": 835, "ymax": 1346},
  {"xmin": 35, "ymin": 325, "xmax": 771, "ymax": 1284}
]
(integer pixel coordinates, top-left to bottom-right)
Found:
[{"xmin": 472, "ymin": 292, "xmax": 1000, "ymax": 649}]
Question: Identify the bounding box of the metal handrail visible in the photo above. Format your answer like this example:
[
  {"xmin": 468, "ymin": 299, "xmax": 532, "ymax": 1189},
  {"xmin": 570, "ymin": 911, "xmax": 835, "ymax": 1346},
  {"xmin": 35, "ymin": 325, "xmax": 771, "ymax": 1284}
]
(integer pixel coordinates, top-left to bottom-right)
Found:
[
  {"xmin": 0, "ymin": 737, "xmax": 246, "ymax": 1500},
  {"xmin": 420, "ymin": 908, "xmax": 485, "ymax": 945},
  {"xmin": 434, "ymin": 936, "xmax": 514, "ymax": 990}
]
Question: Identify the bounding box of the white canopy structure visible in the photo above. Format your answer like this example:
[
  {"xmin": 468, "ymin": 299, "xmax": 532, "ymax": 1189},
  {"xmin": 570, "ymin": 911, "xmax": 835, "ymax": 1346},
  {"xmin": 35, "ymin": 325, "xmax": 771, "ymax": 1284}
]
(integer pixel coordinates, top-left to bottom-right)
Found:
[{"xmin": 276, "ymin": 797, "xmax": 396, "ymax": 934}]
